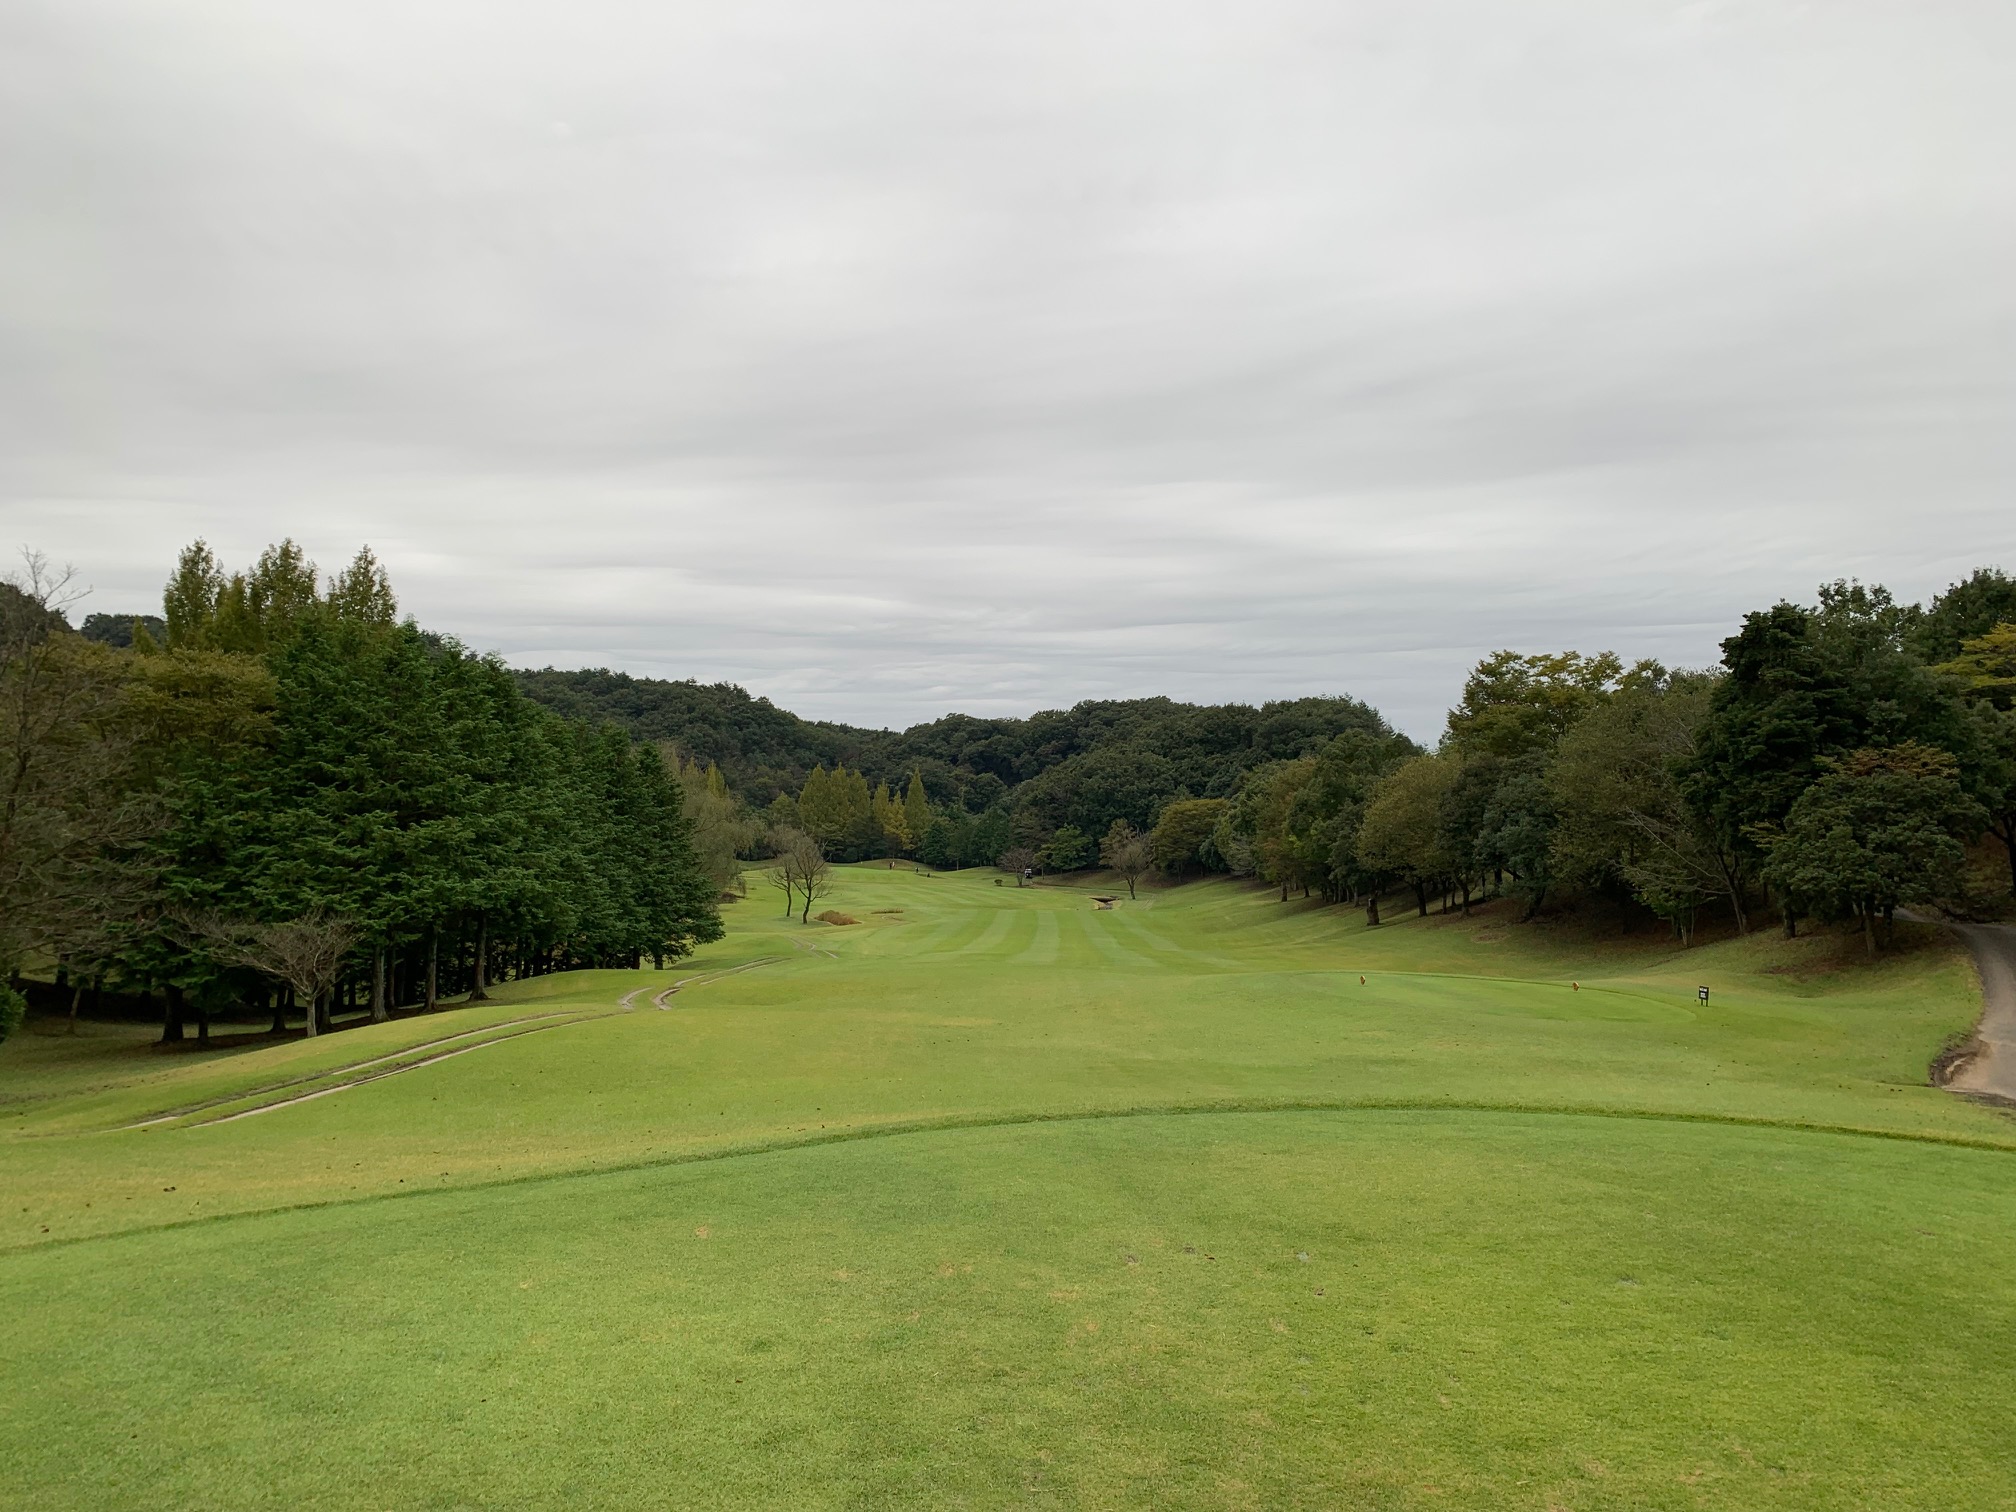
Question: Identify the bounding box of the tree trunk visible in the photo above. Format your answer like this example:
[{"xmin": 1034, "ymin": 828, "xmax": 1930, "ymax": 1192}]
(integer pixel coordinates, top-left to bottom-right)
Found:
[
  {"xmin": 161, "ymin": 985, "xmax": 186, "ymax": 1044},
  {"xmin": 1365, "ymin": 894, "xmax": 1381, "ymax": 927},
  {"xmin": 470, "ymin": 914, "xmax": 491, "ymax": 1001},
  {"xmin": 1863, "ymin": 906, "xmax": 1876, "ymax": 957},
  {"xmin": 1413, "ymin": 882, "xmax": 1428, "ymax": 918},
  {"xmin": 196, "ymin": 1000, "xmax": 210, "ymax": 1046},
  {"xmin": 1520, "ymin": 885, "xmax": 1548, "ymax": 923},
  {"xmin": 270, "ymin": 986, "xmax": 289, "ymax": 1036},
  {"xmin": 426, "ymin": 929, "xmax": 439, "ymax": 1011},
  {"xmin": 370, "ymin": 943, "xmax": 389, "ymax": 1023},
  {"xmin": 1715, "ymin": 851, "xmax": 1749, "ymax": 935},
  {"xmin": 67, "ymin": 981, "xmax": 83, "ymax": 1034}
]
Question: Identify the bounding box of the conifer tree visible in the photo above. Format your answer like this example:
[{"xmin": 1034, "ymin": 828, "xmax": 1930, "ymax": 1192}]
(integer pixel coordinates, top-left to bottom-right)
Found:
[
  {"xmin": 903, "ymin": 771, "xmax": 931, "ymax": 854},
  {"xmin": 210, "ymin": 575, "xmax": 261, "ymax": 653},
  {"xmin": 799, "ymin": 765, "xmax": 835, "ymax": 842},
  {"xmin": 873, "ymin": 782, "xmax": 909, "ymax": 855},
  {"xmin": 247, "ymin": 540, "xmax": 319, "ymax": 648},
  {"xmin": 326, "ymin": 547, "xmax": 397, "ymax": 628},
  {"xmin": 162, "ymin": 542, "xmax": 226, "ymax": 650}
]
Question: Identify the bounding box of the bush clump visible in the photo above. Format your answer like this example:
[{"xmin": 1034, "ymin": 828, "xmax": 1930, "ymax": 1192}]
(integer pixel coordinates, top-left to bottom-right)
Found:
[{"xmin": 0, "ymin": 985, "xmax": 26, "ymax": 1044}]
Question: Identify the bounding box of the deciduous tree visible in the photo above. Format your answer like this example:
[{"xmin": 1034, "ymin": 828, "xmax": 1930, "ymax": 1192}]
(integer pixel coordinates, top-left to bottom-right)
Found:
[
  {"xmin": 999, "ymin": 846, "xmax": 1037, "ymax": 883},
  {"xmin": 1150, "ymin": 799, "xmax": 1226, "ymax": 874},
  {"xmin": 1762, "ymin": 744, "xmax": 1983, "ymax": 953},
  {"xmin": 190, "ymin": 910, "xmax": 359, "ymax": 1037},
  {"xmin": 1043, "ymin": 824, "xmax": 1093, "ymax": 872},
  {"xmin": 788, "ymin": 831, "xmax": 831, "ymax": 923},
  {"xmin": 1355, "ymin": 754, "xmax": 1459, "ymax": 918},
  {"xmin": 1099, "ymin": 820, "xmax": 1154, "ymax": 900}
]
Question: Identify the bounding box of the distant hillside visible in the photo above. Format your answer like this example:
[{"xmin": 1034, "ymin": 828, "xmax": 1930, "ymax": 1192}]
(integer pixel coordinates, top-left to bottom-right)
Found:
[
  {"xmin": 511, "ymin": 668, "xmax": 872, "ymax": 800},
  {"xmin": 513, "ymin": 667, "xmax": 1397, "ymax": 810},
  {"xmin": 79, "ymin": 611, "xmax": 167, "ymax": 648}
]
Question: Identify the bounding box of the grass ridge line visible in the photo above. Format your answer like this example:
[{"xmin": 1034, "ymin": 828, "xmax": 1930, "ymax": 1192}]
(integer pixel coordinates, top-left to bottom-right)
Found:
[{"xmin": 13, "ymin": 1096, "xmax": 2016, "ymax": 1257}]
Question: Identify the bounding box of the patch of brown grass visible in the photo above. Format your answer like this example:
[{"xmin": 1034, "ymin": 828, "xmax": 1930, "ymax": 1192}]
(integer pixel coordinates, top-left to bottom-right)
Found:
[{"xmin": 815, "ymin": 911, "xmax": 859, "ymax": 926}]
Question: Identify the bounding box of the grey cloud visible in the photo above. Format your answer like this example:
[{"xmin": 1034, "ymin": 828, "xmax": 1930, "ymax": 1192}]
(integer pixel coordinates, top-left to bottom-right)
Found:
[{"xmin": 4, "ymin": 0, "xmax": 2012, "ymax": 739}]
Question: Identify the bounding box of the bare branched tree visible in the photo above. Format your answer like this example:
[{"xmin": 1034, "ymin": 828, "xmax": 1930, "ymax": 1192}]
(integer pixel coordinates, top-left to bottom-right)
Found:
[
  {"xmin": 0, "ymin": 551, "xmax": 157, "ymax": 976},
  {"xmin": 188, "ymin": 911, "xmax": 359, "ymax": 1038},
  {"xmin": 1099, "ymin": 821, "xmax": 1155, "ymax": 901},
  {"xmin": 999, "ymin": 846, "xmax": 1038, "ymax": 885},
  {"xmin": 786, "ymin": 830, "xmax": 832, "ymax": 923},
  {"xmin": 766, "ymin": 839, "xmax": 800, "ymax": 919}
]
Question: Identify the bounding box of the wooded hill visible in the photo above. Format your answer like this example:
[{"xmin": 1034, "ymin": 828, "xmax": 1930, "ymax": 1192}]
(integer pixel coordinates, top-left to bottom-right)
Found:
[{"xmin": 515, "ymin": 667, "xmax": 1392, "ymax": 815}]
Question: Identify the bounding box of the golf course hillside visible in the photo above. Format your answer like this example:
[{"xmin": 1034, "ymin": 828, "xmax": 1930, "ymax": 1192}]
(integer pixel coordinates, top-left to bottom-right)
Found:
[{"xmin": 6, "ymin": 867, "xmax": 2014, "ymax": 1510}]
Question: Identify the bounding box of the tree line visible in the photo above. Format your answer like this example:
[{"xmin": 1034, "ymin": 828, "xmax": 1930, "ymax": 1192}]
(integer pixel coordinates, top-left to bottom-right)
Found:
[
  {"xmin": 0, "ymin": 542, "xmax": 720, "ymax": 1044},
  {"xmin": 8, "ymin": 546, "xmax": 2011, "ymax": 1052},
  {"xmin": 1161, "ymin": 575, "xmax": 2016, "ymax": 950},
  {"xmin": 712, "ymin": 569, "xmax": 2016, "ymax": 955}
]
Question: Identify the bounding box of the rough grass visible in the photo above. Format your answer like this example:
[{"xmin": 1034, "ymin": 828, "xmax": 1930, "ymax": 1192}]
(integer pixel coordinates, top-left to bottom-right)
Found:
[{"xmin": 3, "ymin": 867, "xmax": 2013, "ymax": 1509}]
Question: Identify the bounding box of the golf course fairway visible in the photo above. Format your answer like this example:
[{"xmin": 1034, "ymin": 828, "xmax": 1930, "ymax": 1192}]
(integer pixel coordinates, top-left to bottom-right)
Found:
[{"xmin": 5, "ymin": 868, "xmax": 2014, "ymax": 1510}]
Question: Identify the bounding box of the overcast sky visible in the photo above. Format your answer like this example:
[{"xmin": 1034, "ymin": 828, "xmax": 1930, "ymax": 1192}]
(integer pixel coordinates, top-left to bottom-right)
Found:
[{"xmin": 3, "ymin": 1, "xmax": 2011, "ymax": 738}]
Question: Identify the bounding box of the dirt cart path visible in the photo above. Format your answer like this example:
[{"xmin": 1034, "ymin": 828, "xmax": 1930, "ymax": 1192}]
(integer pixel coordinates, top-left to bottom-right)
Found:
[{"xmin": 1948, "ymin": 921, "xmax": 2016, "ymax": 1102}]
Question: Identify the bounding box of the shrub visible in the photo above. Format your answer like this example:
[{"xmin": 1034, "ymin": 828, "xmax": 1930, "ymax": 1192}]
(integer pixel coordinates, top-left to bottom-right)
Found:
[{"xmin": 0, "ymin": 984, "xmax": 26, "ymax": 1044}]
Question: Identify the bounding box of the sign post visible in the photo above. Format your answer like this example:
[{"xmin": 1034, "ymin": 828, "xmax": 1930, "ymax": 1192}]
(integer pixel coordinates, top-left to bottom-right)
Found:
[{"xmin": 1697, "ymin": 985, "xmax": 1710, "ymax": 1004}]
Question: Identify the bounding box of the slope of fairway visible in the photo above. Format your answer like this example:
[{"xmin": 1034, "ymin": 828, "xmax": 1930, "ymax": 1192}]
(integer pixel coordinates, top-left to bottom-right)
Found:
[
  {"xmin": 5, "ymin": 868, "xmax": 2004, "ymax": 1249},
  {"xmin": 4, "ymin": 868, "xmax": 2014, "ymax": 1509}
]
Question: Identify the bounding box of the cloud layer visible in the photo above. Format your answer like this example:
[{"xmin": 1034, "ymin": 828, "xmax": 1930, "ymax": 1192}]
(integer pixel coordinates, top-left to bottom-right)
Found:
[{"xmin": 5, "ymin": 0, "xmax": 2012, "ymax": 737}]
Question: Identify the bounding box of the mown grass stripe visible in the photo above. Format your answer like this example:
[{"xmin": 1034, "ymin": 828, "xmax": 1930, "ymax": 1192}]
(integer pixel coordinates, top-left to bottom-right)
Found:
[
  {"xmin": 1012, "ymin": 910, "xmax": 1061, "ymax": 966},
  {"xmin": 1075, "ymin": 907, "xmax": 1156, "ymax": 970},
  {"xmin": 963, "ymin": 908, "xmax": 1018, "ymax": 956}
]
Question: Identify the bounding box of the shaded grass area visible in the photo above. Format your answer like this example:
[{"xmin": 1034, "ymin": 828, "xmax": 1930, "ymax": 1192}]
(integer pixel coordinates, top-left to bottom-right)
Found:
[{"xmin": 6, "ymin": 1111, "xmax": 2013, "ymax": 1512}]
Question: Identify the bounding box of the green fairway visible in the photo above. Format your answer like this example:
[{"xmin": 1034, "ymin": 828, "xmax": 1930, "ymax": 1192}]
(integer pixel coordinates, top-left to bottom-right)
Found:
[{"xmin": 5, "ymin": 867, "xmax": 2014, "ymax": 1509}]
